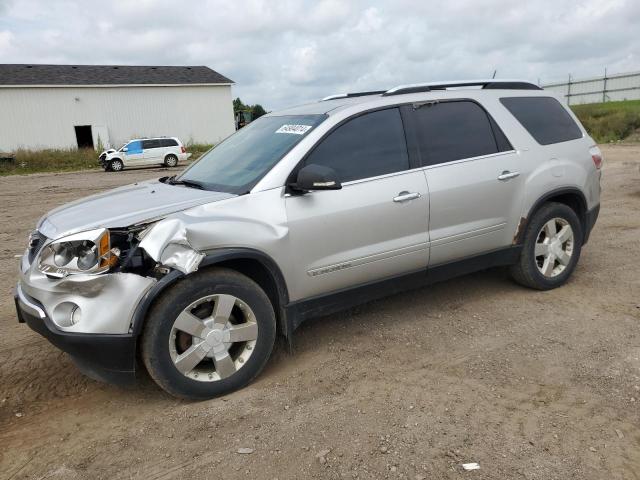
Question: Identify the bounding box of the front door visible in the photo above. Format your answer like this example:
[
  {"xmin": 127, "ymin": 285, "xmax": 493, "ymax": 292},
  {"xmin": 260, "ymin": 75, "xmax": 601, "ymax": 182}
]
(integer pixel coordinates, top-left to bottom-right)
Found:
[
  {"xmin": 285, "ymin": 107, "xmax": 429, "ymax": 301},
  {"xmin": 124, "ymin": 140, "xmax": 144, "ymax": 165},
  {"xmin": 407, "ymin": 100, "xmax": 526, "ymax": 265}
]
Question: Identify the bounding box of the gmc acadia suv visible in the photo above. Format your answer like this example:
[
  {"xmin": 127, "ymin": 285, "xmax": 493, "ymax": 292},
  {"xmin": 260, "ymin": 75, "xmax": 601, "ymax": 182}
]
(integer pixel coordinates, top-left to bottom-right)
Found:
[{"xmin": 15, "ymin": 80, "xmax": 602, "ymax": 399}]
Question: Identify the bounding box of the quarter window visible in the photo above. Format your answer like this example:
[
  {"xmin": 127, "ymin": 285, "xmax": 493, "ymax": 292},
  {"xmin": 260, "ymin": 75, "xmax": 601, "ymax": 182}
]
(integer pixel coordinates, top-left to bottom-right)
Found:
[
  {"xmin": 159, "ymin": 138, "xmax": 178, "ymax": 147},
  {"xmin": 500, "ymin": 96, "xmax": 582, "ymax": 145},
  {"xmin": 304, "ymin": 108, "xmax": 409, "ymax": 183},
  {"xmin": 413, "ymin": 101, "xmax": 508, "ymax": 166}
]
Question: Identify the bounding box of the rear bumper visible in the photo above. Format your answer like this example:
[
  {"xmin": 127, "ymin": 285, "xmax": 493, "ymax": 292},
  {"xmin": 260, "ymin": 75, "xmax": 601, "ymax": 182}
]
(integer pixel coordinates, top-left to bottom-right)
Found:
[
  {"xmin": 15, "ymin": 287, "xmax": 137, "ymax": 385},
  {"xmin": 584, "ymin": 204, "xmax": 600, "ymax": 244}
]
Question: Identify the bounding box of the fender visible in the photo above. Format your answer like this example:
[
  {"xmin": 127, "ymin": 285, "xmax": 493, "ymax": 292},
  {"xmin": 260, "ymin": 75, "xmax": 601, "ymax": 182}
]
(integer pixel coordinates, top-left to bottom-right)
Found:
[
  {"xmin": 130, "ymin": 248, "xmax": 292, "ymax": 338},
  {"xmin": 199, "ymin": 247, "xmax": 290, "ymax": 305},
  {"xmin": 515, "ymin": 187, "xmax": 588, "ymax": 245}
]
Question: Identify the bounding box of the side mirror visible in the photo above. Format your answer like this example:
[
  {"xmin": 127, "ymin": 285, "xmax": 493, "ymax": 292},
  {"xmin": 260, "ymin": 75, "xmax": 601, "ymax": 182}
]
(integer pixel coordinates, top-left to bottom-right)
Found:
[
  {"xmin": 122, "ymin": 147, "xmax": 128, "ymax": 152},
  {"xmin": 290, "ymin": 164, "xmax": 342, "ymax": 192}
]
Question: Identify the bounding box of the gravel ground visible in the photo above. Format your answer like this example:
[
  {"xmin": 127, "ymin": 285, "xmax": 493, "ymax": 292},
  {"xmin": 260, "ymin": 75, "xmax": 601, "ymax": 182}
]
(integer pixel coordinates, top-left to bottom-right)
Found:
[{"xmin": 1, "ymin": 146, "xmax": 639, "ymax": 480}]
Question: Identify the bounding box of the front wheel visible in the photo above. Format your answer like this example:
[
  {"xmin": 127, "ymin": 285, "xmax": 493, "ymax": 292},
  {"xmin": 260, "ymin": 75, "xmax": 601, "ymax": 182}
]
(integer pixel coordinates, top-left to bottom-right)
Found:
[
  {"xmin": 510, "ymin": 202, "xmax": 583, "ymax": 290},
  {"xmin": 141, "ymin": 268, "xmax": 276, "ymax": 400},
  {"xmin": 109, "ymin": 159, "xmax": 124, "ymax": 172}
]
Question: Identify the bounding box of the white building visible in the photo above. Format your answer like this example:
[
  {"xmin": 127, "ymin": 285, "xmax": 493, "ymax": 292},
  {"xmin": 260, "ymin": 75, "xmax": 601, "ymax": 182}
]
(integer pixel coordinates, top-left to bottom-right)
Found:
[{"xmin": 0, "ymin": 64, "xmax": 236, "ymax": 151}]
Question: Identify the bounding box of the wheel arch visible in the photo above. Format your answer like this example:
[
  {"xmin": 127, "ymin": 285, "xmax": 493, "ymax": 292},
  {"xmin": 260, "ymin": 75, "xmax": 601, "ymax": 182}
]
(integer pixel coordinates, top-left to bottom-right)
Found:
[
  {"xmin": 515, "ymin": 187, "xmax": 588, "ymax": 244},
  {"xmin": 131, "ymin": 248, "xmax": 291, "ymax": 339}
]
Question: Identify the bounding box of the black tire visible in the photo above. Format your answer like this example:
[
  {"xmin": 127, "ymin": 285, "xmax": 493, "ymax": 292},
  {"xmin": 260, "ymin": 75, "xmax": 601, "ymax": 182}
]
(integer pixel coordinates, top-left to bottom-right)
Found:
[
  {"xmin": 110, "ymin": 159, "xmax": 124, "ymax": 172},
  {"xmin": 103, "ymin": 164, "xmax": 112, "ymax": 172},
  {"xmin": 164, "ymin": 154, "xmax": 178, "ymax": 168},
  {"xmin": 141, "ymin": 268, "xmax": 276, "ymax": 400},
  {"xmin": 510, "ymin": 202, "xmax": 583, "ymax": 290}
]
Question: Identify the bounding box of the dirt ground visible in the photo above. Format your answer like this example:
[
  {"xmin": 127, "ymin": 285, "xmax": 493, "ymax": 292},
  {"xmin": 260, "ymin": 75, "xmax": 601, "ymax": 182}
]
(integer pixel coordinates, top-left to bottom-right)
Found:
[{"xmin": 1, "ymin": 146, "xmax": 639, "ymax": 480}]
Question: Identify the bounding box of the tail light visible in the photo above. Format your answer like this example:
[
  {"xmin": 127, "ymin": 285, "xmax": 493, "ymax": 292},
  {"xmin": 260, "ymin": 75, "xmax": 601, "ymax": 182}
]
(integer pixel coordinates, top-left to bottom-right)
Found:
[
  {"xmin": 180, "ymin": 146, "xmax": 186, "ymax": 154},
  {"xmin": 589, "ymin": 146, "xmax": 603, "ymax": 170}
]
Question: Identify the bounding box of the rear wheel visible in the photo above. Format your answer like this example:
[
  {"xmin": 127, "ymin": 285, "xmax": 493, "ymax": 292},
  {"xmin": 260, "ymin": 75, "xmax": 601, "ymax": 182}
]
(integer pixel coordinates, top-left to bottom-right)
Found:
[
  {"xmin": 110, "ymin": 159, "xmax": 124, "ymax": 172},
  {"xmin": 164, "ymin": 154, "xmax": 178, "ymax": 168},
  {"xmin": 141, "ymin": 268, "xmax": 276, "ymax": 400},
  {"xmin": 510, "ymin": 202, "xmax": 583, "ymax": 290}
]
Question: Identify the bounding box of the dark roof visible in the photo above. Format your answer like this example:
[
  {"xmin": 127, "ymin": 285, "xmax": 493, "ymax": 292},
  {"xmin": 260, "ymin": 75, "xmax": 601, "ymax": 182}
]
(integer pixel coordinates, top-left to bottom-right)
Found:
[{"xmin": 0, "ymin": 64, "xmax": 233, "ymax": 86}]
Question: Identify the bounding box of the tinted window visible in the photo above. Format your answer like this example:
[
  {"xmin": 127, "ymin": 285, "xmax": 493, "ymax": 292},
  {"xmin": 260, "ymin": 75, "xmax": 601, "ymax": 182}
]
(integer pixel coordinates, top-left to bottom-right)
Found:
[
  {"xmin": 500, "ymin": 96, "xmax": 582, "ymax": 145},
  {"xmin": 142, "ymin": 139, "xmax": 161, "ymax": 149},
  {"xmin": 304, "ymin": 108, "xmax": 409, "ymax": 183},
  {"xmin": 413, "ymin": 101, "xmax": 504, "ymax": 166},
  {"xmin": 489, "ymin": 116, "xmax": 512, "ymax": 152},
  {"xmin": 179, "ymin": 114, "xmax": 325, "ymax": 193}
]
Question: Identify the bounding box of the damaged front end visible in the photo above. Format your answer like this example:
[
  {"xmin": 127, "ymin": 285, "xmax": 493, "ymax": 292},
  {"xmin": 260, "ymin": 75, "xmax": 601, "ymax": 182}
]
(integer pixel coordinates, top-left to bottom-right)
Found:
[
  {"xmin": 18, "ymin": 213, "xmax": 215, "ymax": 336},
  {"xmin": 137, "ymin": 218, "xmax": 205, "ymax": 275}
]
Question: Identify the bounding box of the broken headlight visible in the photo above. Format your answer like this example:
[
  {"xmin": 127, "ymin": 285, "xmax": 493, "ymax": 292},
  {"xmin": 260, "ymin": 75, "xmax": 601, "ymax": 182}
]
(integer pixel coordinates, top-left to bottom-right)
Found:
[{"xmin": 38, "ymin": 228, "xmax": 119, "ymax": 278}]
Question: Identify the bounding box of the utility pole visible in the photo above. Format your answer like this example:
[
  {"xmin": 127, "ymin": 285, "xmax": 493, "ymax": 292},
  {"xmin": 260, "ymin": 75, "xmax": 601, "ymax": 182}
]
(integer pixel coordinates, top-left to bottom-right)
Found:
[
  {"xmin": 492, "ymin": 70, "xmax": 497, "ymax": 79},
  {"xmin": 567, "ymin": 73, "xmax": 572, "ymax": 106},
  {"xmin": 602, "ymin": 67, "xmax": 608, "ymax": 103}
]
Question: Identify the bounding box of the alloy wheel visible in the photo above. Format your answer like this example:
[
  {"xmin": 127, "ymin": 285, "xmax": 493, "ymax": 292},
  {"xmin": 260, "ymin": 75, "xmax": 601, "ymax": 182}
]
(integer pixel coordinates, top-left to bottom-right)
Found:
[
  {"xmin": 534, "ymin": 217, "xmax": 574, "ymax": 278},
  {"xmin": 169, "ymin": 294, "xmax": 258, "ymax": 382}
]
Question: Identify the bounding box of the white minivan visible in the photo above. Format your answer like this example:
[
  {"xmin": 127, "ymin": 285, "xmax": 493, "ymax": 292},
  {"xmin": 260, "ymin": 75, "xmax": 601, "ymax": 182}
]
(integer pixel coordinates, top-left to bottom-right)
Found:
[{"xmin": 99, "ymin": 137, "xmax": 191, "ymax": 172}]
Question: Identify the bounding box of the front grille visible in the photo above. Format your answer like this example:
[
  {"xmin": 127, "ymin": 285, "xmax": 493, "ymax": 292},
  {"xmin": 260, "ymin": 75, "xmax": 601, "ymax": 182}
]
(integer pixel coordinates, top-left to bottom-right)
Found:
[{"xmin": 27, "ymin": 231, "xmax": 47, "ymax": 263}]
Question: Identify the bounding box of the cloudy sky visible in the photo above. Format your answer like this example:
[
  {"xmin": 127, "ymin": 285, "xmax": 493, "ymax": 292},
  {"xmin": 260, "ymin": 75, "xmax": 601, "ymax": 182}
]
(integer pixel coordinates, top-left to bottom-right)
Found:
[{"xmin": 0, "ymin": 0, "xmax": 638, "ymax": 110}]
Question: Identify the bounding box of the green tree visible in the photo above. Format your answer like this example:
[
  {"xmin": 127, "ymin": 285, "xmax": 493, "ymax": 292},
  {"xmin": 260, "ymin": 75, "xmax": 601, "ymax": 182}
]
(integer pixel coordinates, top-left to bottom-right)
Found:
[
  {"xmin": 233, "ymin": 97, "xmax": 246, "ymax": 113},
  {"xmin": 252, "ymin": 104, "xmax": 266, "ymax": 119}
]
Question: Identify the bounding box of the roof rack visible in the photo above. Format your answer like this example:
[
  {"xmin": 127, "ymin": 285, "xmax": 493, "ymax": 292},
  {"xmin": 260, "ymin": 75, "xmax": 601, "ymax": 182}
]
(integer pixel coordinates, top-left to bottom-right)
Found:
[
  {"xmin": 321, "ymin": 90, "xmax": 386, "ymax": 101},
  {"xmin": 383, "ymin": 79, "xmax": 541, "ymax": 96}
]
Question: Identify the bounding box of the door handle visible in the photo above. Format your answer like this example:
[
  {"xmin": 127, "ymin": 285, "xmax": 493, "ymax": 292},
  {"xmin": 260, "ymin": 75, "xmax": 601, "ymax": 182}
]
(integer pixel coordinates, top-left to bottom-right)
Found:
[
  {"xmin": 497, "ymin": 170, "xmax": 520, "ymax": 181},
  {"xmin": 393, "ymin": 191, "xmax": 421, "ymax": 202}
]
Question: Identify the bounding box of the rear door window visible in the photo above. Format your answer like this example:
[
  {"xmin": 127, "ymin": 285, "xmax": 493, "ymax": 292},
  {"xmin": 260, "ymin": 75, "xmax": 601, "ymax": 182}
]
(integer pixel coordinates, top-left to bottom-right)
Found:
[
  {"xmin": 500, "ymin": 96, "xmax": 582, "ymax": 145},
  {"xmin": 142, "ymin": 139, "xmax": 161, "ymax": 149},
  {"xmin": 412, "ymin": 101, "xmax": 510, "ymax": 166},
  {"xmin": 304, "ymin": 108, "xmax": 409, "ymax": 182}
]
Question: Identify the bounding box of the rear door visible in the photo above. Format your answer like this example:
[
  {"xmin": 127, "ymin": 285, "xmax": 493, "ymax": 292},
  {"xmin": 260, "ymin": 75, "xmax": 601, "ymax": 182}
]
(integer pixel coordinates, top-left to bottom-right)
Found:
[
  {"xmin": 408, "ymin": 100, "xmax": 525, "ymax": 265},
  {"xmin": 142, "ymin": 139, "xmax": 163, "ymax": 164},
  {"xmin": 285, "ymin": 107, "xmax": 430, "ymax": 301}
]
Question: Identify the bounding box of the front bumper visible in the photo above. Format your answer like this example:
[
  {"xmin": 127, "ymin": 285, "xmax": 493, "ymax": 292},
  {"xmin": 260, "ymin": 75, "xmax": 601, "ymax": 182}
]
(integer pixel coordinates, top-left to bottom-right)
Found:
[
  {"xmin": 19, "ymin": 254, "xmax": 156, "ymax": 334},
  {"xmin": 15, "ymin": 286, "xmax": 137, "ymax": 385}
]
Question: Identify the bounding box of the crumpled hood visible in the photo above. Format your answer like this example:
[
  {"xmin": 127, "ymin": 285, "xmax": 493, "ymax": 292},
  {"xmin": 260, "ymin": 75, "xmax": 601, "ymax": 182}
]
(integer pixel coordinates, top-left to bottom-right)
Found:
[{"xmin": 37, "ymin": 180, "xmax": 235, "ymax": 239}]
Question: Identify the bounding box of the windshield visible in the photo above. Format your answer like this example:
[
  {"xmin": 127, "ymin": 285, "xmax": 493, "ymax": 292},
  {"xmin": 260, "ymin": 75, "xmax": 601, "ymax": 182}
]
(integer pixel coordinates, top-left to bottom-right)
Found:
[
  {"xmin": 117, "ymin": 143, "xmax": 127, "ymax": 152},
  {"xmin": 177, "ymin": 114, "xmax": 326, "ymax": 193}
]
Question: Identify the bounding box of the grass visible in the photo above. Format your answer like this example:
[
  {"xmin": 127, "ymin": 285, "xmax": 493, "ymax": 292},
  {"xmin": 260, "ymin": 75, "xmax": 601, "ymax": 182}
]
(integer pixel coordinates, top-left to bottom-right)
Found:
[
  {"xmin": 0, "ymin": 144, "xmax": 214, "ymax": 176},
  {"xmin": 571, "ymin": 99, "xmax": 640, "ymax": 143}
]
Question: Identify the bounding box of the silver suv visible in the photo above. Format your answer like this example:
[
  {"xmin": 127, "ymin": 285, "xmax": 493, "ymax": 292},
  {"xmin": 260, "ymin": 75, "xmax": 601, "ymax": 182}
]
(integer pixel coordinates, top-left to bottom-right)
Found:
[{"xmin": 15, "ymin": 80, "xmax": 602, "ymax": 399}]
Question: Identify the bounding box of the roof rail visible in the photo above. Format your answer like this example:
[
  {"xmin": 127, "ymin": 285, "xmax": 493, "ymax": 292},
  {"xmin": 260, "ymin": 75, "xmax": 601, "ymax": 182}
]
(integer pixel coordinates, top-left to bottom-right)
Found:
[
  {"xmin": 383, "ymin": 79, "xmax": 541, "ymax": 96},
  {"xmin": 321, "ymin": 90, "xmax": 386, "ymax": 101}
]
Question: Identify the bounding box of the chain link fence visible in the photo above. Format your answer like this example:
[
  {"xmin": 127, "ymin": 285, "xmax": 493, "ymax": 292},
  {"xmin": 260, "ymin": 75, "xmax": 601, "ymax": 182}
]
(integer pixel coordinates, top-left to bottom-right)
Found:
[{"xmin": 542, "ymin": 70, "xmax": 640, "ymax": 105}]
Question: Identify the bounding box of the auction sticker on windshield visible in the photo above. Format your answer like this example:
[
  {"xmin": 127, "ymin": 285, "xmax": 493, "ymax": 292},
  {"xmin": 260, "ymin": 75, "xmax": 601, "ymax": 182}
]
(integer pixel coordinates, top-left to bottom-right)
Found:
[{"xmin": 275, "ymin": 124, "xmax": 313, "ymax": 135}]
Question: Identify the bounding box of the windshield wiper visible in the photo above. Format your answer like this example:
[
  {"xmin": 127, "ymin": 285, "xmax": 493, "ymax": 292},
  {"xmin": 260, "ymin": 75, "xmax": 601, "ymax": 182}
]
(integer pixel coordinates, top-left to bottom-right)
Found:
[{"xmin": 162, "ymin": 175, "xmax": 206, "ymax": 190}]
